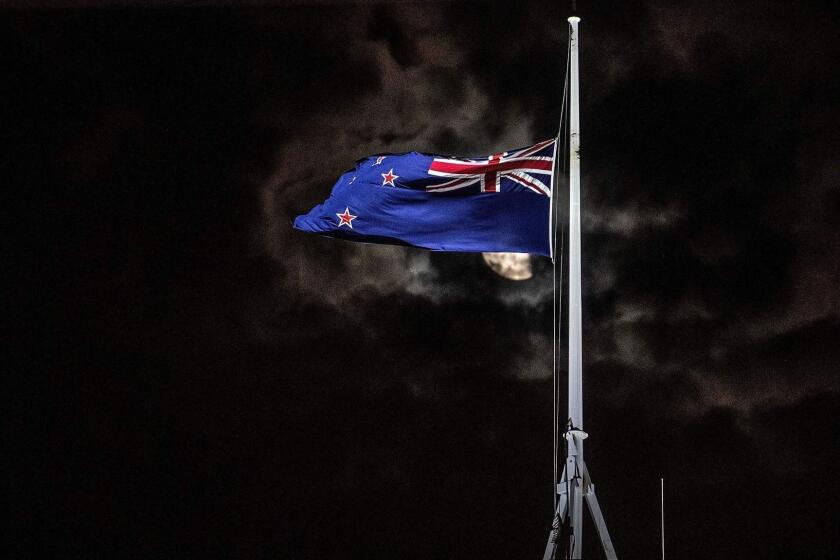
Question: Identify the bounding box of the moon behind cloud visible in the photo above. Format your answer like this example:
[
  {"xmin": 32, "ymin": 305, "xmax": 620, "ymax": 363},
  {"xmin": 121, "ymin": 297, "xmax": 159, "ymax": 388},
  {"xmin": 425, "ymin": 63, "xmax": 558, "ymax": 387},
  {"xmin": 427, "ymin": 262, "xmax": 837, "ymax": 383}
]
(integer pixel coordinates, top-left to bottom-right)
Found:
[{"xmin": 482, "ymin": 252, "xmax": 533, "ymax": 280}]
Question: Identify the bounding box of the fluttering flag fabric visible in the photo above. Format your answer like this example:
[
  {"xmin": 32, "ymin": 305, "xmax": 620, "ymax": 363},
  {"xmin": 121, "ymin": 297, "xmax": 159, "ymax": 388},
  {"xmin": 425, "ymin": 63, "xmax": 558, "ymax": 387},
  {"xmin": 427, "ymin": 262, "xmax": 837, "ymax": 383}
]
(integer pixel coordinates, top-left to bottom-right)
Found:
[{"xmin": 293, "ymin": 138, "xmax": 557, "ymax": 256}]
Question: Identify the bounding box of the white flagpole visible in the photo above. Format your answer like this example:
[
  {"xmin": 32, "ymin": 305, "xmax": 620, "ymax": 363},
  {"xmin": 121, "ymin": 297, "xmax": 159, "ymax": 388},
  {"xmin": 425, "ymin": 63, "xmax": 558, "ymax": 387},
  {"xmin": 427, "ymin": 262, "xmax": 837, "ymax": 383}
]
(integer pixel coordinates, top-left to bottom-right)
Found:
[
  {"xmin": 567, "ymin": 15, "xmax": 583, "ymax": 435},
  {"xmin": 565, "ymin": 17, "xmax": 587, "ymax": 558},
  {"xmin": 543, "ymin": 16, "xmax": 617, "ymax": 560}
]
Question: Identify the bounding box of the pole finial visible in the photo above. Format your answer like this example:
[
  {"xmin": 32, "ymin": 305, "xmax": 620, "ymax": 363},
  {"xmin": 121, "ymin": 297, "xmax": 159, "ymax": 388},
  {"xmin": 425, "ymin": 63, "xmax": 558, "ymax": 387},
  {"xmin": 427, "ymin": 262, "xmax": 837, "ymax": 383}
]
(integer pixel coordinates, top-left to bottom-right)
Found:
[{"xmin": 568, "ymin": 16, "xmax": 581, "ymax": 23}]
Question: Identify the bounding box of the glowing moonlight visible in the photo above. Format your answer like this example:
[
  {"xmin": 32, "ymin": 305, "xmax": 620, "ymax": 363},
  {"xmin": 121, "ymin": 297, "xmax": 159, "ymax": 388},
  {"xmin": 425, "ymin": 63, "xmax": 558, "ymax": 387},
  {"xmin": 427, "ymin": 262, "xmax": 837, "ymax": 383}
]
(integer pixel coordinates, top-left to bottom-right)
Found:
[{"xmin": 482, "ymin": 252, "xmax": 532, "ymax": 280}]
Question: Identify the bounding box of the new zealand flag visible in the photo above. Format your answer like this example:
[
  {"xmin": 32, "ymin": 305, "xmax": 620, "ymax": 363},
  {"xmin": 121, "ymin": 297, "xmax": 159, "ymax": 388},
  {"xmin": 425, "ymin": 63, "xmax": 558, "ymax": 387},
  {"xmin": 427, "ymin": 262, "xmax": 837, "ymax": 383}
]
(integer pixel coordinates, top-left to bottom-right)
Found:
[{"xmin": 293, "ymin": 138, "xmax": 557, "ymax": 256}]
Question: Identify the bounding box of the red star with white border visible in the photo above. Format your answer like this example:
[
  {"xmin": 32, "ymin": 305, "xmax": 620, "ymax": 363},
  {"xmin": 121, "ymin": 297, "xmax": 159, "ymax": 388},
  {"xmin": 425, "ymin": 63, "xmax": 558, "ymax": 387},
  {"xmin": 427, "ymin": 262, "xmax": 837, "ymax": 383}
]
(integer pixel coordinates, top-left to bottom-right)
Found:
[
  {"xmin": 381, "ymin": 168, "xmax": 399, "ymax": 187},
  {"xmin": 336, "ymin": 206, "xmax": 357, "ymax": 228}
]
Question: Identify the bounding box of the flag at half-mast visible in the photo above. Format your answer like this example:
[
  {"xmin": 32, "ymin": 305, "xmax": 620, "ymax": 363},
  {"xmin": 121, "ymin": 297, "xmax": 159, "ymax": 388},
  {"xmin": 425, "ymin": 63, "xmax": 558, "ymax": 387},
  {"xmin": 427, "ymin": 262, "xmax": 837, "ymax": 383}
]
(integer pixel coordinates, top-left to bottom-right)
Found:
[{"xmin": 293, "ymin": 138, "xmax": 557, "ymax": 256}]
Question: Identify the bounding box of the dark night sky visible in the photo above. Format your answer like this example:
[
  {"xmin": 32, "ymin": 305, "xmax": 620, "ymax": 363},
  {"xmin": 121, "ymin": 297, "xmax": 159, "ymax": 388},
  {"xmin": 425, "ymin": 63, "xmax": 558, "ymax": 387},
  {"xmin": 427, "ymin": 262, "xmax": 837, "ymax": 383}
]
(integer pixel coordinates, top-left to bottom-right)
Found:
[{"xmin": 5, "ymin": 1, "xmax": 840, "ymax": 558}]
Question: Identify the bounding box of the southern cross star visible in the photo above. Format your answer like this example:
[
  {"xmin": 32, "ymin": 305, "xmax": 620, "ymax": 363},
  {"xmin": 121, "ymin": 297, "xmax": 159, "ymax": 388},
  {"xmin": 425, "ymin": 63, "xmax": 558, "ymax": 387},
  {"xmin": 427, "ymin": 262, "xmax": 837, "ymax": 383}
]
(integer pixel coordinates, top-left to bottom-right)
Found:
[
  {"xmin": 336, "ymin": 207, "xmax": 357, "ymax": 228},
  {"xmin": 381, "ymin": 168, "xmax": 399, "ymax": 187}
]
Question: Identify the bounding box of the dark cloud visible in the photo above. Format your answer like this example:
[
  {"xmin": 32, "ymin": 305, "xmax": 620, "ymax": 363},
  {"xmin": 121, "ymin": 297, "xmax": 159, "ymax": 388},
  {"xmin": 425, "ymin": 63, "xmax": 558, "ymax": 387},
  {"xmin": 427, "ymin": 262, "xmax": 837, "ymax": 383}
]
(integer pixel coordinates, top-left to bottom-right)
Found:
[
  {"xmin": 6, "ymin": 1, "xmax": 840, "ymax": 559},
  {"xmin": 366, "ymin": 4, "xmax": 418, "ymax": 68}
]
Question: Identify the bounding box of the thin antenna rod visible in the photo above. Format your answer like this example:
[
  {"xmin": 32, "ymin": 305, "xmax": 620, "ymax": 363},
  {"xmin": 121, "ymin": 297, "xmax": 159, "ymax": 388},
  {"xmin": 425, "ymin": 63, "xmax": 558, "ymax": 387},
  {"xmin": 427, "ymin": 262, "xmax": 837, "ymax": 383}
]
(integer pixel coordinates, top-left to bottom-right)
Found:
[{"xmin": 661, "ymin": 478, "xmax": 665, "ymax": 560}]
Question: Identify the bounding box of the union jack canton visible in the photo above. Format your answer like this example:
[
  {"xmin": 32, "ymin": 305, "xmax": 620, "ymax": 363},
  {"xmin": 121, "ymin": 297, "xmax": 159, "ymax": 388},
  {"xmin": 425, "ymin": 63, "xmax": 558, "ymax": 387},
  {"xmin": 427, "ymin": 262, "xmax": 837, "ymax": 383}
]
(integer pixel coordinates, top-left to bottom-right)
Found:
[{"xmin": 426, "ymin": 138, "xmax": 555, "ymax": 196}]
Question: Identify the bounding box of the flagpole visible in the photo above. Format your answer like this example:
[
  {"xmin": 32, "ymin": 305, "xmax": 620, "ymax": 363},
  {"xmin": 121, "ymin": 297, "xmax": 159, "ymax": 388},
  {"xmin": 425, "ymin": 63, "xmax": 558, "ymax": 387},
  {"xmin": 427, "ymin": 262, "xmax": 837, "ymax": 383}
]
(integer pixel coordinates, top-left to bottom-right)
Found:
[
  {"xmin": 543, "ymin": 16, "xmax": 617, "ymax": 560},
  {"xmin": 566, "ymin": 17, "xmax": 586, "ymax": 558},
  {"xmin": 567, "ymin": 14, "xmax": 583, "ymax": 439}
]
